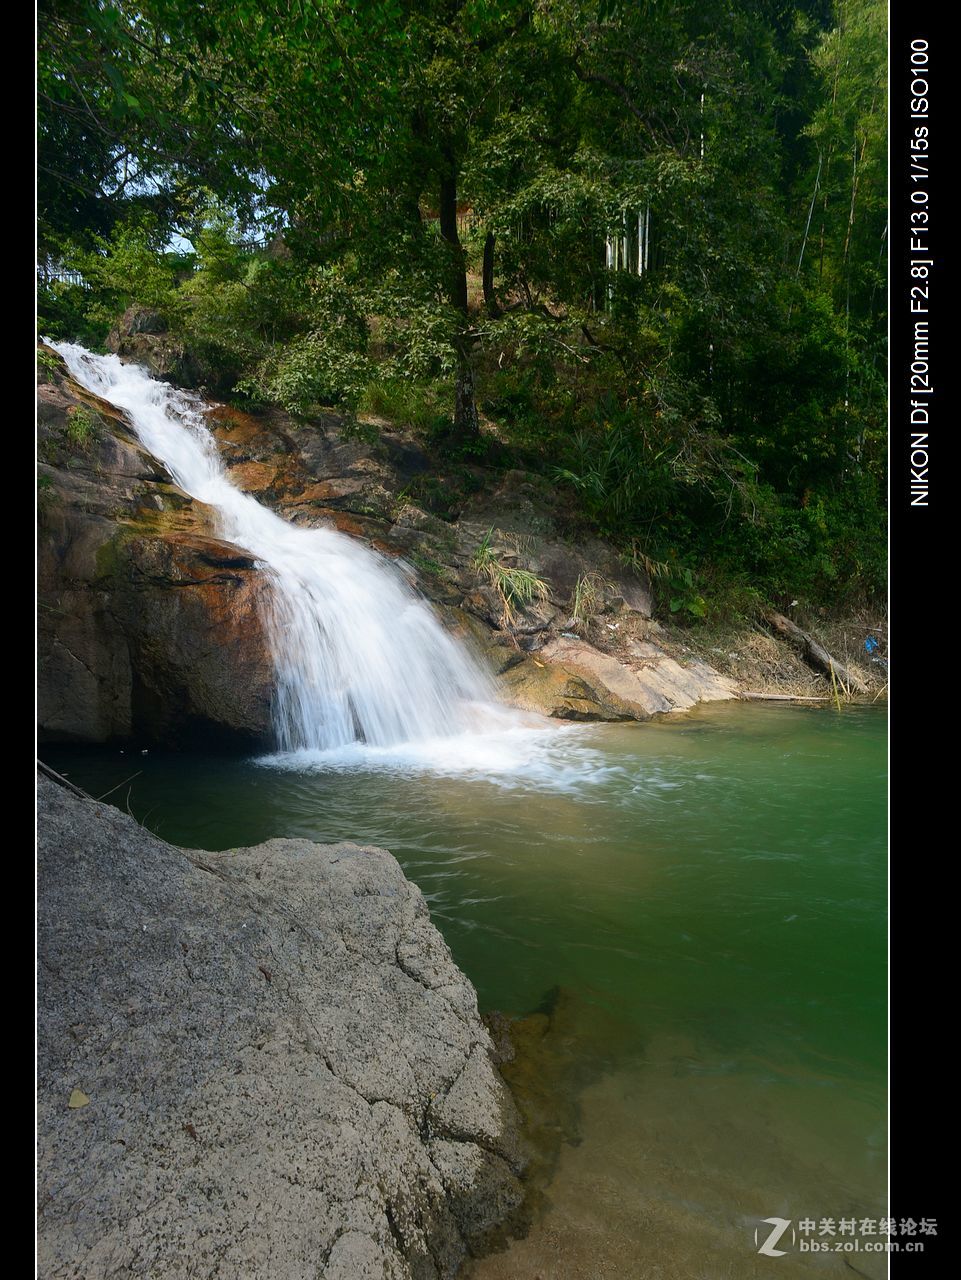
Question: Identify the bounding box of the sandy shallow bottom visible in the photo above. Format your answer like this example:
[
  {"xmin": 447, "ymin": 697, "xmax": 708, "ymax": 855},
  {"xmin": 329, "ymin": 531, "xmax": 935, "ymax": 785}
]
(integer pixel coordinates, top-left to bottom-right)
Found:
[{"xmin": 471, "ymin": 1030, "xmax": 886, "ymax": 1280}]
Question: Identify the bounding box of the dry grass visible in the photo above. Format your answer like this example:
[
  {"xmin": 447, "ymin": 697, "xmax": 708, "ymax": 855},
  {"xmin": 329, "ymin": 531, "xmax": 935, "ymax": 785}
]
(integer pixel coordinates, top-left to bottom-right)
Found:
[
  {"xmin": 656, "ymin": 613, "xmax": 887, "ymax": 700},
  {"xmin": 473, "ymin": 528, "xmax": 551, "ymax": 628},
  {"xmin": 569, "ymin": 572, "xmax": 609, "ymax": 633}
]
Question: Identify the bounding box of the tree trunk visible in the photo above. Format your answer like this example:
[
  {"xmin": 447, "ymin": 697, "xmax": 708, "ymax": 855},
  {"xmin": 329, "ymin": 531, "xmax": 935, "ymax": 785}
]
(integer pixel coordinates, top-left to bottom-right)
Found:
[
  {"xmin": 482, "ymin": 231, "xmax": 500, "ymax": 317},
  {"xmin": 454, "ymin": 347, "xmax": 480, "ymax": 440},
  {"xmin": 439, "ymin": 173, "xmax": 468, "ymax": 314},
  {"xmin": 439, "ymin": 170, "xmax": 478, "ymax": 443},
  {"xmin": 764, "ymin": 612, "xmax": 868, "ymax": 694}
]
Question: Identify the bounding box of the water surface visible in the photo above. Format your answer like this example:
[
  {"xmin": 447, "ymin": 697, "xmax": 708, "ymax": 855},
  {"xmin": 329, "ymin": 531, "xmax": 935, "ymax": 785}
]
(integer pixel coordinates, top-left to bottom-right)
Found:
[{"xmin": 44, "ymin": 701, "xmax": 887, "ymax": 1277}]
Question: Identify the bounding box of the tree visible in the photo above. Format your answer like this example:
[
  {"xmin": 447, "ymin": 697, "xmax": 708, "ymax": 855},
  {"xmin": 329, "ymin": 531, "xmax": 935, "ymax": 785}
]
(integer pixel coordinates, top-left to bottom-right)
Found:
[{"xmin": 38, "ymin": 0, "xmax": 888, "ymax": 604}]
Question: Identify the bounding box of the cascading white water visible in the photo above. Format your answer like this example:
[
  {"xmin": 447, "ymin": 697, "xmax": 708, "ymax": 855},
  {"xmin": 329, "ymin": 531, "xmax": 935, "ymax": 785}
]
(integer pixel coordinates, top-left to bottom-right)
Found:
[{"xmin": 50, "ymin": 343, "xmax": 499, "ymax": 754}]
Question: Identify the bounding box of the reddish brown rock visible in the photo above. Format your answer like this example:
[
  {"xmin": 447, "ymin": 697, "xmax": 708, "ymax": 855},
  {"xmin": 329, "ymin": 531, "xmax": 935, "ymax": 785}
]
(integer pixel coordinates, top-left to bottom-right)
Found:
[
  {"xmin": 37, "ymin": 343, "xmax": 740, "ymax": 743},
  {"xmin": 38, "ymin": 350, "xmax": 274, "ymax": 746}
]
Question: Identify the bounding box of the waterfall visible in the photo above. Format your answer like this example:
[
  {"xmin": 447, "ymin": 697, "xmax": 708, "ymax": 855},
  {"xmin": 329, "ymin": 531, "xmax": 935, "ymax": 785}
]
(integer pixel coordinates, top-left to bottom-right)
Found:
[{"xmin": 49, "ymin": 344, "xmax": 496, "ymax": 753}]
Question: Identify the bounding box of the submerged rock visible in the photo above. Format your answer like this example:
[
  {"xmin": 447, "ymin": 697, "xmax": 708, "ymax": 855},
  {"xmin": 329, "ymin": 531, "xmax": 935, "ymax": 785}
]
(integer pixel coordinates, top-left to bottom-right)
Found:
[{"xmin": 37, "ymin": 772, "xmax": 528, "ymax": 1279}]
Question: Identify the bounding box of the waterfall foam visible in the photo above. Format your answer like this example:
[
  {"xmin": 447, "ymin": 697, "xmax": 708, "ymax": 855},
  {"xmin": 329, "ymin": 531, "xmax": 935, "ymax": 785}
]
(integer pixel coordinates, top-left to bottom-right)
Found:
[{"xmin": 49, "ymin": 344, "xmax": 502, "ymax": 755}]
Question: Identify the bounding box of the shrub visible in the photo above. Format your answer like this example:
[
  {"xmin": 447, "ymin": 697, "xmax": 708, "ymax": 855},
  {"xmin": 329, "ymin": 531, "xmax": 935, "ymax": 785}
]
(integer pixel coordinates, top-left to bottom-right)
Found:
[
  {"xmin": 64, "ymin": 404, "xmax": 101, "ymax": 450},
  {"xmin": 36, "ymin": 348, "xmax": 61, "ymax": 380}
]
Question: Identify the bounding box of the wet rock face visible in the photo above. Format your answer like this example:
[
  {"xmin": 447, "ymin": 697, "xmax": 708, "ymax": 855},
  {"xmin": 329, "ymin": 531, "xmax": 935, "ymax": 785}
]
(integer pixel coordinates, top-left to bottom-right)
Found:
[
  {"xmin": 202, "ymin": 406, "xmax": 732, "ymax": 724},
  {"xmin": 37, "ymin": 345, "xmax": 737, "ymax": 744},
  {"xmin": 38, "ymin": 353, "xmax": 274, "ymax": 746},
  {"xmin": 37, "ymin": 774, "xmax": 528, "ymax": 1279},
  {"xmin": 114, "ymin": 531, "xmax": 274, "ymax": 744}
]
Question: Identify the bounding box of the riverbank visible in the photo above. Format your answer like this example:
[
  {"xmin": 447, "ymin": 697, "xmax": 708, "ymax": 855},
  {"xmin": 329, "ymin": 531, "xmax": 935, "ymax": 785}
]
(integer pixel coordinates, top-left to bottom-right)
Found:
[{"xmin": 37, "ymin": 345, "xmax": 885, "ymax": 751}]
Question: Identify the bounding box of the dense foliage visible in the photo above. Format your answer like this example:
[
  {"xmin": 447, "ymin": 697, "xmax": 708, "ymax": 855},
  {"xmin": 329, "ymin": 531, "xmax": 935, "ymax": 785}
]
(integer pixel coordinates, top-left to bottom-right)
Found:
[{"xmin": 38, "ymin": 0, "xmax": 886, "ymax": 614}]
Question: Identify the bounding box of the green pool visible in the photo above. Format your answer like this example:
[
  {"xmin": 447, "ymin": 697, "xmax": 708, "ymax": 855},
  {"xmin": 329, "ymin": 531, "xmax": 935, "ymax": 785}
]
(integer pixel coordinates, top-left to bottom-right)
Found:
[{"xmin": 43, "ymin": 700, "xmax": 887, "ymax": 1277}]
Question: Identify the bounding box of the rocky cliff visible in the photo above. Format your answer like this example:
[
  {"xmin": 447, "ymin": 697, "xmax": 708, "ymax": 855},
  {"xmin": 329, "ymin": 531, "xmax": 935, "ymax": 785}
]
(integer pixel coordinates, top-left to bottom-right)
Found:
[
  {"xmin": 38, "ymin": 352, "xmax": 273, "ymax": 745},
  {"xmin": 37, "ymin": 771, "xmax": 528, "ymax": 1278},
  {"xmin": 37, "ymin": 343, "xmax": 739, "ymax": 747}
]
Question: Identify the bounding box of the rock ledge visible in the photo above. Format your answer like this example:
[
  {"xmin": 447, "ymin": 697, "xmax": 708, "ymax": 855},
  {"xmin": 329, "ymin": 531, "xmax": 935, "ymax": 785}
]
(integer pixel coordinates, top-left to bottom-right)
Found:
[{"xmin": 37, "ymin": 773, "xmax": 526, "ymax": 1279}]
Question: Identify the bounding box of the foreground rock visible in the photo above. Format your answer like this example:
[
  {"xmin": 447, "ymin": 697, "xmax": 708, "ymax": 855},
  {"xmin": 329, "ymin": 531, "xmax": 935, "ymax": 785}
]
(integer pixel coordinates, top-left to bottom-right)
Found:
[
  {"xmin": 38, "ymin": 349, "xmax": 273, "ymax": 745},
  {"xmin": 37, "ymin": 773, "xmax": 527, "ymax": 1279}
]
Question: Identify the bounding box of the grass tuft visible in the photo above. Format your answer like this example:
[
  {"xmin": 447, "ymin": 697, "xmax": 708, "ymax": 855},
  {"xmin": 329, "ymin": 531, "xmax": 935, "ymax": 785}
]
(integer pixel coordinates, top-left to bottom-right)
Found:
[{"xmin": 473, "ymin": 528, "xmax": 550, "ymax": 627}]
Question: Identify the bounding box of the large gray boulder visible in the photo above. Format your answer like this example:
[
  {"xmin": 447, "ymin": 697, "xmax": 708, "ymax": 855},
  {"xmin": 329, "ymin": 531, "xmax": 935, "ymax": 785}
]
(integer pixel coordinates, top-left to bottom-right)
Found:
[{"xmin": 37, "ymin": 774, "xmax": 527, "ymax": 1278}]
